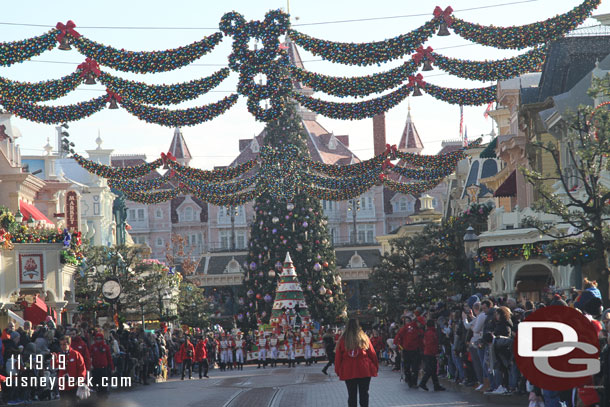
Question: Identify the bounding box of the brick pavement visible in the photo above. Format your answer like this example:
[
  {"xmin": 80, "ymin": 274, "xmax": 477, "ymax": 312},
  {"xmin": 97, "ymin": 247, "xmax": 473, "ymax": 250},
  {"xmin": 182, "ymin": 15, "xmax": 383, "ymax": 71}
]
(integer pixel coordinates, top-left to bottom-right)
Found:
[{"xmin": 27, "ymin": 362, "xmax": 522, "ymax": 407}]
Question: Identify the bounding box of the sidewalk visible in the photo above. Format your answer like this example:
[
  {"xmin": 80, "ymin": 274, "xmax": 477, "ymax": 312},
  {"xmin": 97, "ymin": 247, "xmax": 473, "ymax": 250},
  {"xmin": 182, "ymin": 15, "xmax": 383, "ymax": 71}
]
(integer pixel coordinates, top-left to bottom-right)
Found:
[{"xmin": 439, "ymin": 377, "xmax": 529, "ymax": 406}]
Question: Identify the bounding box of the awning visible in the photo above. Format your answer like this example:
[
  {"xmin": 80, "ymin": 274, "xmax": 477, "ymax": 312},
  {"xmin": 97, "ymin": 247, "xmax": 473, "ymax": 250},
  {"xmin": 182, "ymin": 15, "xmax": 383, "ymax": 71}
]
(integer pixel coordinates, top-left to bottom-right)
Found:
[
  {"xmin": 21, "ymin": 296, "xmax": 57, "ymax": 326},
  {"xmin": 19, "ymin": 201, "xmax": 53, "ymax": 226},
  {"xmin": 493, "ymin": 170, "xmax": 517, "ymax": 198}
]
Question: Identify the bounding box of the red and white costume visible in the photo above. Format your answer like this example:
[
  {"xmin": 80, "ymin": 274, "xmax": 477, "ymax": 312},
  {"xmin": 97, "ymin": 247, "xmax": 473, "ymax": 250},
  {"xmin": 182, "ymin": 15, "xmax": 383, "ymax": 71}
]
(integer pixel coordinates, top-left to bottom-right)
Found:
[
  {"xmin": 234, "ymin": 336, "xmax": 245, "ymax": 364},
  {"xmin": 258, "ymin": 336, "xmax": 268, "ymax": 362}
]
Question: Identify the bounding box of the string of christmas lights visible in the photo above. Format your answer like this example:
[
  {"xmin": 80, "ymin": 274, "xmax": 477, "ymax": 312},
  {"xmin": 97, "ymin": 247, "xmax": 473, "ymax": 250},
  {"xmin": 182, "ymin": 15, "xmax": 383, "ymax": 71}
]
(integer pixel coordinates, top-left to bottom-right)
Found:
[
  {"xmin": 107, "ymin": 173, "xmax": 172, "ymax": 193},
  {"xmin": 383, "ymin": 177, "xmax": 445, "ymax": 195},
  {"xmin": 394, "ymin": 149, "xmax": 467, "ymax": 168},
  {"xmin": 422, "ymin": 83, "xmax": 497, "ymax": 105},
  {"xmin": 167, "ymin": 157, "xmax": 257, "ymax": 182},
  {"xmin": 98, "ymin": 68, "xmax": 231, "ymax": 105},
  {"xmin": 119, "ymin": 94, "xmax": 239, "ymax": 127},
  {"xmin": 391, "ymin": 164, "xmax": 457, "ymax": 180},
  {"xmin": 0, "ymin": 29, "xmax": 58, "ymax": 66},
  {"xmin": 178, "ymin": 173, "xmax": 259, "ymax": 195},
  {"xmin": 305, "ymin": 154, "xmax": 389, "ymax": 177},
  {"xmin": 303, "ymin": 182, "xmax": 377, "ymax": 200},
  {"xmin": 0, "ymin": 71, "xmax": 83, "ymax": 102},
  {"xmin": 73, "ymin": 32, "xmax": 224, "ymax": 73},
  {"xmin": 124, "ymin": 188, "xmax": 184, "ymax": 204},
  {"xmin": 0, "ymin": 95, "xmax": 107, "ymax": 124},
  {"xmin": 73, "ymin": 153, "xmax": 163, "ymax": 179}
]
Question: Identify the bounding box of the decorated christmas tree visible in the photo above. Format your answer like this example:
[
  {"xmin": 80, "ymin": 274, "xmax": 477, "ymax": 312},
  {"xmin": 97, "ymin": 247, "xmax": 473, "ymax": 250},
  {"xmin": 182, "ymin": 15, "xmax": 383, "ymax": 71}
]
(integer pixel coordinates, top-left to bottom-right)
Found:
[
  {"xmin": 236, "ymin": 100, "xmax": 346, "ymax": 331},
  {"xmin": 270, "ymin": 252, "xmax": 311, "ymax": 330}
]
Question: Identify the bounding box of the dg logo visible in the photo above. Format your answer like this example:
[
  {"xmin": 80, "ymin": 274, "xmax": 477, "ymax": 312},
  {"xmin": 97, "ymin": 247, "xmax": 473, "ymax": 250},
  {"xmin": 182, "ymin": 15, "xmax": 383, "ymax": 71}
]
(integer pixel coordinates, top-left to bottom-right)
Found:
[{"xmin": 514, "ymin": 305, "xmax": 600, "ymax": 391}]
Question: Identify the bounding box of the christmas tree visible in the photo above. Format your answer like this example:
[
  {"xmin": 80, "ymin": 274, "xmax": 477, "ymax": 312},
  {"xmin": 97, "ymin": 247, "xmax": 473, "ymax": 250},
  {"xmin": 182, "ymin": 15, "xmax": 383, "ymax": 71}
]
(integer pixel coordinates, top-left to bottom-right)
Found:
[
  {"xmin": 270, "ymin": 252, "xmax": 311, "ymax": 330},
  {"xmin": 236, "ymin": 100, "xmax": 346, "ymax": 331}
]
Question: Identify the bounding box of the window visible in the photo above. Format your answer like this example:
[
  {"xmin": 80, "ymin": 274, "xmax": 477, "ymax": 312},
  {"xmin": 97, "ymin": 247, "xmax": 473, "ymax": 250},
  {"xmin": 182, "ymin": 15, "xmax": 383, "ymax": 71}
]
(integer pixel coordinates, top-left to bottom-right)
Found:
[
  {"xmin": 354, "ymin": 224, "xmax": 375, "ymax": 243},
  {"xmin": 399, "ymin": 198, "xmax": 407, "ymax": 212},
  {"xmin": 184, "ymin": 207, "xmax": 194, "ymax": 222},
  {"xmin": 155, "ymin": 209, "xmax": 163, "ymax": 219},
  {"xmin": 133, "ymin": 236, "xmax": 147, "ymax": 245},
  {"xmin": 329, "ymin": 227, "xmax": 337, "ymax": 244},
  {"xmin": 137, "ymin": 209, "xmax": 145, "ymax": 221},
  {"xmin": 128, "ymin": 209, "xmax": 136, "ymax": 220},
  {"xmin": 236, "ymin": 234, "xmax": 245, "ymax": 249},
  {"xmin": 156, "ymin": 238, "xmax": 164, "ymax": 247},
  {"xmin": 322, "ymin": 200, "xmax": 335, "ymax": 212},
  {"xmin": 219, "ymin": 230, "xmax": 246, "ymax": 250},
  {"xmin": 218, "ymin": 205, "xmax": 245, "ymax": 224}
]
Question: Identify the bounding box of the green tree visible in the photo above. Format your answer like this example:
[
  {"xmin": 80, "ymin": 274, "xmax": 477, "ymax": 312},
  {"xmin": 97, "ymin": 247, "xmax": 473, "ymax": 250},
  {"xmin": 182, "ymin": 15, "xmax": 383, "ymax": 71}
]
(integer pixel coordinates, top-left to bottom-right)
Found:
[
  {"xmin": 523, "ymin": 82, "xmax": 610, "ymax": 305},
  {"xmin": 178, "ymin": 280, "xmax": 211, "ymax": 329},
  {"xmin": 237, "ymin": 101, "xmax": 346, "ymax": 331}
]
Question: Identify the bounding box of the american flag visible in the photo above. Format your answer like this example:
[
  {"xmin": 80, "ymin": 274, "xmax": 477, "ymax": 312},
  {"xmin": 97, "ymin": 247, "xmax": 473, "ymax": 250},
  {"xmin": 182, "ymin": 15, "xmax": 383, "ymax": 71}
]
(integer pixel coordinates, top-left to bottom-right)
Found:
[
  {"xmin": 459, "ymin": 105, "xmax": 464, "ymax": 140},
  {"xmin": 483, "ymin": 101, "xmax": 493, "ymax": 119},
  {"xmin": 463, "ymin": 126, "xmax": 468, "ymax": 147}
]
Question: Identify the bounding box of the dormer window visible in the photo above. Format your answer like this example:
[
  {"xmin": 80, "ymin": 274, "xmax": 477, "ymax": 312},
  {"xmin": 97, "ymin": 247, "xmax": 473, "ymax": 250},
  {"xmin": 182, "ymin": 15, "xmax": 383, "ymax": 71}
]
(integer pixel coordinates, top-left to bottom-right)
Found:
[
  {"xmin": 348, "ymin": 252, "xmax": 366, "ymax": 268},
  {"xmin": 328, "ymin": 133, "xmax": 337, "ymax": 150},
  {"xmin": 183, "ymin": 207, "xmax": 193, "ymax": 222},
  {"xmin": 225, "ymin": 258, "xmax": 242, "ymax": 274},
  {"xmin": 250, "ymin": 138, "xmax": 260, "ymax": 153}
]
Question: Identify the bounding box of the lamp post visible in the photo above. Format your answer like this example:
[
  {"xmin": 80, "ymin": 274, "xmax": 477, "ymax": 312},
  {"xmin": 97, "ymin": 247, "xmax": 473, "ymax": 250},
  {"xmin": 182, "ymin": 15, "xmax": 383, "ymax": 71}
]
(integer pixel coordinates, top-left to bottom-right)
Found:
[
  {"xmin": 463, "ymin": 226, "xmax": 480, "ymax": 295},
  {"xmin": 347, "ymin": 198, "xmax": 360, "ymax": 244},
  {"xmin": 15, "ymin": 209, "xmax": 23, "ymax": 224},
  {"xmin": 139, "ymin": 285, "xmax": 146, "ymax": 330},
  {"xmin": 227, "ymin": 206, "xmax": 239, "ymax": 251}
]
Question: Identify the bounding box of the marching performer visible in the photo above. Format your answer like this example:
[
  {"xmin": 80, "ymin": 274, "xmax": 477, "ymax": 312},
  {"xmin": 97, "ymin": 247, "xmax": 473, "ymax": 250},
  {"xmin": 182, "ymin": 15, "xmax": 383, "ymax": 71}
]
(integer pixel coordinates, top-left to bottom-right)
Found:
[
  {"xmin": 219, "ymin": 333, "xmax": 229, "ymax": 371},
  {"xmin": 285, "ymin": 331, "xmax": 296, "ymax": 368},
  {"xmin": 257, "ymin": 332, "xmax": 268, "ymax": 369},
  {"xmin": 227, "ymin": 334, "xmax": 235, "ymax": 370},
  {"xmin": 234, "ymin": 332, "xmax": 245, "ymax": 371},
  {"xmin": 303, "ymin": 327, "xmax": 313, "ymax": 366},
  {"xmin": 269, "ymin": 333, "xmax": 279, "ymax": 368}
]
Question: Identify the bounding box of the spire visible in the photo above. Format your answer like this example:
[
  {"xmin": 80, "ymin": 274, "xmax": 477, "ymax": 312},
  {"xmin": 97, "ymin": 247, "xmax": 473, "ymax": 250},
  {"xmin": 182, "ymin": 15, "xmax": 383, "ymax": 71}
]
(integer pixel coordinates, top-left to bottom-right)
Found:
[
  {"xmin": 398, "ymin": 104, "xmax": 423, "ymax": 154},
  {"xmin": 95, "ymin": 130, "xmax": 103, "ymax": 150},
  {"xmin": 284, "ymin": 252, "xmax": 293, "ymax": 265},
  {"xmin": 168, "ymin": 127, "xmax": 192, "ymax": 167}
]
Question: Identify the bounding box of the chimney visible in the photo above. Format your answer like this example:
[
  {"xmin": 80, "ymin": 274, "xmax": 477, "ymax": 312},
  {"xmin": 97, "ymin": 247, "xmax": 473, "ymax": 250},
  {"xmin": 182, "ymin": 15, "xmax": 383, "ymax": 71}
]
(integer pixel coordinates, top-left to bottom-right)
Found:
[{"xmin": 373, "ymin": 113, "xmax": 386, "ymax": 156}]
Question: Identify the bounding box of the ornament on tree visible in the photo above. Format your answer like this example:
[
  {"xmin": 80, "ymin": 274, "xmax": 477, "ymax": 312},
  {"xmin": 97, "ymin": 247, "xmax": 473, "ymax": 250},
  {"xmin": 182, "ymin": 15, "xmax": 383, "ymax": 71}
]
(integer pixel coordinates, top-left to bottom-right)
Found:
[
  {"xmin": 247, "ymin": 289, "xmax": 254, "ymax": 297},
  {"xmin": 319, "ymin": 286, "xmax": 327, "ymax": 295},
  {"xmin": 296, "ymin": 243, "xmax": 303, "ymax": 251},
  {"xmin": 302, "ymin": 221, "xmax": 308, "ymax": 227},
  {"xmin": 322, "ymin": 261, "xmax": 329, "ymax": 268},
  {"xmin": 238, "ymin": 297, "xmax": 245, "ymax": 305},
  {"xmin": 272, "ymin": 216, "xmax": 279, "ymax": 223},
  {"xmin": 327, "ymin": 289, "xmax": 333, "ymax": 295},
  {"xmin": 258, "ymin": 271, "xmax": 264, "ymax": 277},
  {"xmin": 250, "ymin": 262, "xmax": 257, "ymax": 270},
  {"xmin": 268, "ymin": 269, "xmax": 276, "ymax": 278},
  {"xmin": 264, "ymin": 293, "xmax": 272, "ymax": 302},
  {"xmin": 256, "ymin": 293, "xmax": 262, "ymax": 300},
  {"xmin": 313, "ymin": 263, "xmax": 322, "ymax": 272},
  {"xmin": 307, "ymin": 284, "xmax": 312, "ymax": 291},
  {"xmin": 275, "ymin": 261, "xmax": 283, "ymax": 270}
]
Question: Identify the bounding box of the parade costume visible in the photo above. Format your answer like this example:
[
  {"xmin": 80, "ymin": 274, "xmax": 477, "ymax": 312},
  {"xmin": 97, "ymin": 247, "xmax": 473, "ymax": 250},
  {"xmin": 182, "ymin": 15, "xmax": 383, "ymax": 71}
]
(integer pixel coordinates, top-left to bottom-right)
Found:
[
  {"xmin": 269, "ymin": 336, "xmax": 279, "ymax": 367},
  {"xmin": 219, "ymin": 335, "xmax": 230, "ymax": 371},
  {"xmin": 257, "ymin": 335, "xmax": 268, "ymax": 368},
  {"xmin": 285, "ymin": 334, "xmax": 296, "ymax": 368},
  {"xmin": 234, "ymin": 334, "xmax": 245, "ymax": 370},
  {"xmin": 303, "ymin": 330, "xmax": 313, "ymax": 366}
]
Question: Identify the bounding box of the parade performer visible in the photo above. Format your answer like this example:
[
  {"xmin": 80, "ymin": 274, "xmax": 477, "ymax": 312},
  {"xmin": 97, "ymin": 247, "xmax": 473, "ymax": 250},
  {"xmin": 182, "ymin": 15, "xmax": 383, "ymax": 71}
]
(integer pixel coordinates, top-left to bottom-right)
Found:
[
  {"xmin": 269, "ymin": 333, "xmax": 279, "ymax": 368},
  {"xmin": 303, "ymin": 328, "xmax": 313, "ymax": 366},
  {"xmin": 219, "ymin": 333, "xmax": 229, "ymax": 371},
  {"xmin": 286, "ymin": 331, "xmax": 296, "ymax": 368},
  {"xmin": 234, "ymin": 332, "xmax": 245, "ymax": 371},
  {"xmin": 257, "ymin": 332, "xmax": 268, "ymax": 369},
  {"xmin": 90, "ymin": 332, "xmax": 114, "ymax": 396},
  {"xmin": 194, "ymin": 336, "xmax": 209, "ymax": 379},
  {"xmin": 418, "ymin": 320, "xmax": 445, "ymax": 392},
  {"xmin": 179, "ymin": 336, "xmax": 195, "ymax": 380},
  {"xmin": 227, "ymin": 334, "xmax": 235, "ymax": 370},
  {"xmin": 395, "ymin": 315, "xmax": 425, "ymax": 388}
]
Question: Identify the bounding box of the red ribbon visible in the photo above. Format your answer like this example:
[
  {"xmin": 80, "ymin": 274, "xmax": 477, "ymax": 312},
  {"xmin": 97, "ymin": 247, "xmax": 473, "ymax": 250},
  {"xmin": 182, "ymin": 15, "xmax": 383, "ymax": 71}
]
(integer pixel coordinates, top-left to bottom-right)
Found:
[
  {"xmin": 379, "ymin": 173, "xmax": 386, "ymax": 181},
  {"xmin": 384, "ymin": 144, "xmax": 398, "ymax": 157},
  {"xmin": 77, "ymin": 58, "xmax": 101, "ymax": 77},
  {"xmin": 105, "ymin": 89, "xmax": 122, "ymax": 103},
  {"xmin": 412, "ymin": 46, "xmax": 435, "ymax": 64},
  {"xmin": 408, "ymin": 74, "xmax": 426, "ymax": 89},
  {"xmin": 56, "ymin": 20, "xmax": 81, "ymax": 42},
  {"xmin": 381, "ymin": 159, "xmax": 394, "ymax": 170},
  {"xmin": 433, "ymin": 6, "xmax": 453, "ymax": 25}
]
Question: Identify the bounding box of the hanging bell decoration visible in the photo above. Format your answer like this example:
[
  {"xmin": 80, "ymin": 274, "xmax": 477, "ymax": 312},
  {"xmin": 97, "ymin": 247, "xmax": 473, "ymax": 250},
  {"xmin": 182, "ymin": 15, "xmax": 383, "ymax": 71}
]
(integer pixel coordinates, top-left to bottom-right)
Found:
[
  {"xmin": 84, "ymin": 71, "xmax": 96, "ymax": 85},
  {"xmin": 412, "ymin": 85, "xmax": 423, "ymax": 97},
  {"xmin": 108, "ymin": 98, "xmax": 119, "ymax": 109},
  {"xmin": 422, "ymin": 59, "xmax": 433, "ymax": 71},
  {"xmin": 437, "ymin": 22, "xmax": 450, "ymax": 36},
  {"xmin": 57, "ymin": 36, "xmax": 72, "ymax": 50}
]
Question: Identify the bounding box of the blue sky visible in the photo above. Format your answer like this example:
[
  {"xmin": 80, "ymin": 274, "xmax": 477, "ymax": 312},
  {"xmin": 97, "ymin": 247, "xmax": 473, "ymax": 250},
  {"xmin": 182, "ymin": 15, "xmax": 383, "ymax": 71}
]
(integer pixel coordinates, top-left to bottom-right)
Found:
[{"xmin": 1, "ymin": 0, "xmax": 609, "ymax": 169}]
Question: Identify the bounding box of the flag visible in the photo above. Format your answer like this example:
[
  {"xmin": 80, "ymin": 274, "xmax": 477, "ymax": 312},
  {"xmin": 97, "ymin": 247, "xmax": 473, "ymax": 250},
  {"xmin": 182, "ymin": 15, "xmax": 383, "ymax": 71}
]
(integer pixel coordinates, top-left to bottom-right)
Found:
[
  {"xmin": 459, "ymin": 105, "xmax": 464, "ymax": 140},
  {"xmin": 463, "ymin": 126, "xmax": 468, "ymax": 147},
  {"xmin": 484, "ymin": 101, "xmax": 493, "ymax": 119},
  {"xmin": 279, "ymin": 43, "xmax": 289, "ymax": 50}
]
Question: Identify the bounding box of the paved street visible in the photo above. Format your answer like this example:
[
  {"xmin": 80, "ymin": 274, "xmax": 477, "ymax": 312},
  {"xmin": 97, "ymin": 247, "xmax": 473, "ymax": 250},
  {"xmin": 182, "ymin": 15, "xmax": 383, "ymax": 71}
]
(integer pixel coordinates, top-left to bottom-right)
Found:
[{"xmin": 69, "ymin": 363, "xmax": 524, "ymax": 407}]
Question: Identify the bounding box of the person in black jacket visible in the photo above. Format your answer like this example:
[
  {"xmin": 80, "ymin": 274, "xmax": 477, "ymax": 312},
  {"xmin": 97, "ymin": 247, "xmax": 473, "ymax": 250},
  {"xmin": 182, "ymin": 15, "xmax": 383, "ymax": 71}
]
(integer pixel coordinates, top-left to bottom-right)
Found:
[{"xmin": 321, "ymin": 332, "xmax": 335, "ymax": 375}]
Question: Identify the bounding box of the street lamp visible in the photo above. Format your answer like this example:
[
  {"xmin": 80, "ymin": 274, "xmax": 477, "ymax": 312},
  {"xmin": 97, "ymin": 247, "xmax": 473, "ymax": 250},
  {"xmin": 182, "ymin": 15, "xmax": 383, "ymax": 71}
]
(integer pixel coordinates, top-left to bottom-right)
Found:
[
  {"xmin": 347, "ymin": 198, "xmax": 361, "ymax": 244},
  {"xmin": 27, "ymin": 216, "xmax": 35, "ymax": 228},
  {"xmin": 463, "ymin": 226, "xmax": 480, "ymax": 294},
  {"xmin": 227, "ymin": 206, "xmax": 239, "ymax": 251},
  {"xmin": 14, "ymin": 209, "xmax": 23, "ymax": 224},
  {"xmin": 139, "ymin": 285, "xmax": 146, "ymax": 330}
]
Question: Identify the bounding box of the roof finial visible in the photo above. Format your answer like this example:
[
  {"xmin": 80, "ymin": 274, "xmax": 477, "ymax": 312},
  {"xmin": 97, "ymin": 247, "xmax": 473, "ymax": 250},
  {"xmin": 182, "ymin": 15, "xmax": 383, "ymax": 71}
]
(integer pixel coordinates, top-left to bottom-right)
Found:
[
  {"xmin": 44, "ymin": 137, "xmax": 53, "ymax": 155},
  {"xmin": 95, "ymin": 130, "xmax": 103, "ymax": 150}
]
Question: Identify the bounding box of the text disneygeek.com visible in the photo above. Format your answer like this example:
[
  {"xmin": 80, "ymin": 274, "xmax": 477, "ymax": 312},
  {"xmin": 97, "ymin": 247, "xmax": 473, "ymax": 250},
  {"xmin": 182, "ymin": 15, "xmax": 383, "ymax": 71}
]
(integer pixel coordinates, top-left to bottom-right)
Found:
[{"xmin": 4, "ymin": 376, "xmax": 132, "ymax": 390}]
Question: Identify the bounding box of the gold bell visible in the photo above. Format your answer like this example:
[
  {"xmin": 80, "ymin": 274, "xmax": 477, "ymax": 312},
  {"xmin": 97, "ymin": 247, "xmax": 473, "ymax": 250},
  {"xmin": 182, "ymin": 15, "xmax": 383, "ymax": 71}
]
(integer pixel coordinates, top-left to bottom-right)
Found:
[
  {"xmin": 422, "ymin": 60, "xmax": 433, "ymax": 71},
  {"xmin": 84, "ymin": 72, "xmax": 96, "ymax": 85},
  {"xmin": 437, "ymin": 22, "xmax": 450, "ymax": 36},
  {"xmin": 108, "ymin": 98, "xmax": 119, "ymax": 109},
  {"xmin": 58, "ymin": 37, "xmax": 72, "ymax": 51},
  {"xmin": 412, "ymin": 85, "xmax": 423, "ymax": 97}
]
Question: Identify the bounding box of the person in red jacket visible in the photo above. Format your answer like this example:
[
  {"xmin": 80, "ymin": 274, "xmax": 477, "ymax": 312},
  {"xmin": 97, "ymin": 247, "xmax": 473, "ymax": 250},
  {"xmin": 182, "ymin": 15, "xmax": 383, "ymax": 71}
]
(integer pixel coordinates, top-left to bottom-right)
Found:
[
  {"xmin": 55, "ymin": 335, "xmax": 87, "ymax": 405},
  {"xmin": 69, "ymin": 328, "xmax": 91, "ymax": 371},
  {"xmin": 370, "ymin": 330, "xmax": 383, "ymax": 358},
  {"xmin": 179, "ymin": 336, "xmax": 195, "ymax": 380},
  {"xmin": 335, "ymin": 319, "xmax": 378, "ymax": 407},
  {"xmin": 418, "ymin": 319, "xmax": 445, "ymax": 392},
  {"xmin": 194, "ymin": 336, "xmax": 209, "ymax": 379},
  {"xmin": 90, "ymin": 332, "xmax": 114, "ymax": 396},
  {"xmin": 394, "ymin": 316, "xmax": 425, "ymax": 388}
]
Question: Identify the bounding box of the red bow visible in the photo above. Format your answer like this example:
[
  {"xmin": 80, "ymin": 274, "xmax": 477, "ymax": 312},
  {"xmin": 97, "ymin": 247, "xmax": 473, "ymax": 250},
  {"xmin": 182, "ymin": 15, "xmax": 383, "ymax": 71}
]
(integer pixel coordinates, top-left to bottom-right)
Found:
[
  {"xmin": 77, "ymin": 58, "xmax": 101, "ymax": 77},
  {"xmin": 161, "ymin": 152, "xmax": 177, "ymax": 165},
  {"xmin": 408, "ymin": 74, "xmax": 426, "ymax": 89},
  {"xmin": 381, "ymin": 159, "xmax": 394, "ymax": 170},
  {"xmin": 178, "ymin": 182, "xmax": 186, "ymax": 189},
  {"xmin": 412, "ymin": 46, "xmax": 435, "ymax": 64},
  {"xmin": 169, "ymin": 169, "xmax": 176, "ymax": 178},
  {"xmin": 105, "ymin": 89, "xmax": 122, "ymax": 103},
  {"xmin": 379, "ymin": 173, "xmax": 386, "ymax": 181},
  {"xmin": 433, "ymin": 6, "xmax": 453, "ymax": 25},
  {"xmin": 384, "ymin": 144, "xmax": 398, "ymax": 157},
  {"xmin": 56, "ymin": 20, "xmax": 81, "ymax": 42}
]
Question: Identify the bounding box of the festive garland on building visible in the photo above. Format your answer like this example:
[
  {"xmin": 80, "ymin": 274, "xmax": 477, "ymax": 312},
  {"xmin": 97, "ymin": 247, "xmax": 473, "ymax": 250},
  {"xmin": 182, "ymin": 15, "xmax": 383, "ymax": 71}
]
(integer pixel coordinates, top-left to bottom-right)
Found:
[
  {"xmin": 450, "ymin": 0, "xmax": 601, "ymax": 50},
  {"xmin": 394, "ymin": 148, "xmax": 467, "ymax": 168},
  {"xmin": 0, "ymin": 29, "xmax": 59, "ymax": 66},
  {"xmin": 287, "ymin": 20, "xmax": 439, "ymax": 66},
  {"xmin": 124, "ymin": 188, "xmax": 184, "ymax": 204},
  {"xmin": 73, "ymin": 153, "xmax": 163, "ymax": 179},
  {"xmin": 0, "ymin": 95, "xmax": 107, "ymax": 124},
  {"xmin": 391, "ymin": 164, "xmax": 457, "ymax": 180},
  {"xmin": 305, "ymin": 154, "xmax": 388, "ymax": 177},
  {"xmin": 422, "ymin": 83, "xmax": 497, "ymax": 106},
  {"xmin": 430, "ymin": 46, "xmax": 546, "ymax": 81},
  {"xmin": 98, "ymin": 68, "xmax": 230, "ymax": 105},
  {"xmin": 107, "ymin": 173, "xmax": 172, "ymax": 193},
  {"xmin": 475, "ymin": 243, "xmax": 546, "ymax": 265},
  {"xmin": 303, "ymin": 169, "xmax": 383, "ymax": 190},
  {"xmin": 73, "ymin": 32, "xmax": 224, "ymax": 73},
  {"xmin": 548, "ymin": 246, "xmax": 598, "ymax": 266},
  {"xmin": 178, "ymin": 173, "xmax": 259, "ymax": 195},
  {"xmin": 187, "ymin": 187, "xmax": 260, "ymax": 206},
  {"xmin": 168, "ymin": 157, "xmax": 257, "ymax": 182},
  {"xmin": 119, "ymin": 94, "xmax": 239, "ymax": 127},
  {"xmin": 303, "ymin": 181, "xmax": 377, "ymax": 201},
  {"xmin": 291, "ymin": 84, "xmax": 411, "ymax": 120},
  {"xmin": 0, "ymin": 71, "xmax": 83, "ymax": 102}
]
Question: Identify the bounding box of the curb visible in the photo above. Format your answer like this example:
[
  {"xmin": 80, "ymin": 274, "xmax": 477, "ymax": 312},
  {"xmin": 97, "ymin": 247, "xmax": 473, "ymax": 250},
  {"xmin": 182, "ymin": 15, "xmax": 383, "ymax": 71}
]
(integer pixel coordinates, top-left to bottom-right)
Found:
[{"xmin": 440, "ymin": 378, "xmax": 528, "ymax": 406}]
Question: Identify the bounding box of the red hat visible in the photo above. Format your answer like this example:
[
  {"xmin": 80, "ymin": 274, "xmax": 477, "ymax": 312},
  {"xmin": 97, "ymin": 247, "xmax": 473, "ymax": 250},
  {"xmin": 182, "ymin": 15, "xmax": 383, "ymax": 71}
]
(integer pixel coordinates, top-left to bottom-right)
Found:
[
  {"xmin": 416, "ymin": 316, "xmax": 426, "ymax": 326},
  {"xmin": 95, "ymin": 332, "xmax": 104, "ymax": 339}
]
